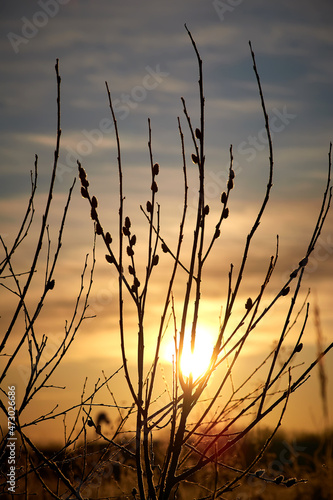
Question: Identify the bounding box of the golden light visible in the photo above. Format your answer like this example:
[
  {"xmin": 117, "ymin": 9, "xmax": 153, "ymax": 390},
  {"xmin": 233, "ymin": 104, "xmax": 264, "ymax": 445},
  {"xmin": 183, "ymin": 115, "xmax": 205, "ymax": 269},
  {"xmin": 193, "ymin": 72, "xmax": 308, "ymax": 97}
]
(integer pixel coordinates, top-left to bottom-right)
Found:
[{"xmin": 164, "ymin": 327, "xmax": 215, "ymax": 381}]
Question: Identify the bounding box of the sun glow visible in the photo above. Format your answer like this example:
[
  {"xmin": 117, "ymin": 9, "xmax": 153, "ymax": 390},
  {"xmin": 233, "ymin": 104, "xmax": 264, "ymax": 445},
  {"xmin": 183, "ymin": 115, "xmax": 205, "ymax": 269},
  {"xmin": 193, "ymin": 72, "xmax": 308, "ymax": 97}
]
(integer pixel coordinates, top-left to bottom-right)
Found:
[{"xmin": 164, "ymin": 327, "xmax": 215, "ymax": 381}]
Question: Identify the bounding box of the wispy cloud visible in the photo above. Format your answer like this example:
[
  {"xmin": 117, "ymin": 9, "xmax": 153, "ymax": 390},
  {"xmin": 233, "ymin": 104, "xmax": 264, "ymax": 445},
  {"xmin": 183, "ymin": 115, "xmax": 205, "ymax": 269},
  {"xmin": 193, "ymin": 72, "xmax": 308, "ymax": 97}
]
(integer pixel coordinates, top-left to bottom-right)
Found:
[{"xmin": 1, "ymin": 0, "xmax": 332, "ymax": 433}]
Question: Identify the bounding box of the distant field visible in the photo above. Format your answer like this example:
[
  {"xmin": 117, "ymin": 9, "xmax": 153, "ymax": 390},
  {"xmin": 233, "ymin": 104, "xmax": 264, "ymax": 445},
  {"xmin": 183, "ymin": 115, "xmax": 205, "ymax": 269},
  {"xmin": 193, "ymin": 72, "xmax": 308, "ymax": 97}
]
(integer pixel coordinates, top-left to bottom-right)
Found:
[{"xmin": 1, "ymin": 428, "xmax": 331, "ymax": 499}]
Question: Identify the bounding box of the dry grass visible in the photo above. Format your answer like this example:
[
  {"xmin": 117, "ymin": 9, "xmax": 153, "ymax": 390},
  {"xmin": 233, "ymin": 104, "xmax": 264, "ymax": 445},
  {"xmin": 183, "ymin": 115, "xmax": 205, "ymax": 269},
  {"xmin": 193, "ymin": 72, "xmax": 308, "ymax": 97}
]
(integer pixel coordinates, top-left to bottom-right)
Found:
[{"xmin": 1, "ymin": 428, "xmax": 332, "ymax": 499}]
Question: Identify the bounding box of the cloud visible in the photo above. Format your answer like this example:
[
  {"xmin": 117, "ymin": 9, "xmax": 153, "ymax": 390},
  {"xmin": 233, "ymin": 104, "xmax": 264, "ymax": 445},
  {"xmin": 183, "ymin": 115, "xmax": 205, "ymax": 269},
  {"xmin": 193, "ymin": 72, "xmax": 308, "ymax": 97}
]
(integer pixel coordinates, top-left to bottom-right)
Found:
[{"xmin": 1, "ymin": 0, "xmax": 332, "ymax": 438}]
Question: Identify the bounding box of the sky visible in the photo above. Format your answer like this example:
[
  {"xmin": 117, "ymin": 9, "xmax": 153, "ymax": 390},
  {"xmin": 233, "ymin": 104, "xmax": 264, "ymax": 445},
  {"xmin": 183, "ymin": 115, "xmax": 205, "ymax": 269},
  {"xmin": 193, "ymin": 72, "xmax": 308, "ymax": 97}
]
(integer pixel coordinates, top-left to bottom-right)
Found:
[{"xmin": 1, "ymin": 0, "xmax": 333, "ymax": 442}]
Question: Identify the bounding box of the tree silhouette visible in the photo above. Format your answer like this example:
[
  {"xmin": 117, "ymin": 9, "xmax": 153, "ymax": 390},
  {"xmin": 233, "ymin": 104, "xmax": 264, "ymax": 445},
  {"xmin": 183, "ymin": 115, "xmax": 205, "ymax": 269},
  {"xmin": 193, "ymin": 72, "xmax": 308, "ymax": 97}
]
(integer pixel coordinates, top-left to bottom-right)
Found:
[{"xmin": 1, "ymin": 27, "xmax": 332, "ymax": 500}]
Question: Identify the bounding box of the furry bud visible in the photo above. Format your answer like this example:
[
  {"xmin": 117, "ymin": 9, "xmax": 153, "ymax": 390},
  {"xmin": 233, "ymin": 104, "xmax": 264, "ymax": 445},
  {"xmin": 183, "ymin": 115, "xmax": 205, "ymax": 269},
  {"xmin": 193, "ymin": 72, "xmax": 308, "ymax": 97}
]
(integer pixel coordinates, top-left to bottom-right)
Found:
[
  {"xmin": 230, "ymin": 169, "xmax": 235, "ymax": 179},
  {"xmin": 195, "ymin": 128, "xmax": 202, "ymax": 140},
  {"xmin": 214, "ymin": 228, "xmax": 220, "ymax": 239},
  {"xmin": 281, "ymin": 286, "xmax": 290, "ymax": 296},
  {"xmin": 46, "ymin": 279, "xmax": 55, "ymax": 291},
  {"xmin": 221, "ymin": 192, "xmax": 227, "ymax": 204},
  {"xmin": 123, "ymin": 226, "xmax": 130, "ymax": 237},
  {"xmin": 125, "ymin": 216, "xmax": 131, "ymax": 229},
  {"xmin": 245, "ymin": 297, "xmax": 252, "ymax": 310},
  {"xmin": 191, "ymin": 154, "xmax": 199, "ymax": 164},
  {"xmin": 299, "ymin": 256, "xmax": 308, "ymax": 267},
  {"xmin": 222, "ymin": 207, "xmax": 229, "ymax": 219},
  {"xmin": 274, "ymin": 475, "xmax": 284, "ymax": 484},
  {"xmin": 146, "ymin": 200, "xmax": 152, "ymax": 213},
  {"xmin": 294, "ymin": 343, "xmax": 303, "ymax": 353},
  {"xmin": 105, "ymin": 254, "xmax": 114, "ymax": 264},
  {"xmin": 152, "ymin": 254, "xmax": 159, "ymax": 266},
  {"xmin": 227, "ymin": 178, "xmax": 234, "ymax": 190},
  {"xmin": 204, "ymin": 205, "xmax": 210, "ymax": 215},
  {"xmin": 95, "ymin": 223, "xmax": 103, "ymax": 235},
  {"xmin": 105, "ymin": 232, "xmax": 112, "ymax": 245},
  {"xmin": 91, "ymin": 196, "xmax": 98, "ymax": 208},
  {"xmin": 162, "ymin": 242, "xmax": 169, "ymax": 253},
  {"xmin": 130, "ymin": 234, "xmax": 136, "ymax": 246},
  {"xmin": 128, "ymin": 265, "xmax": 135, "ymax": 275},
  {"xmin": 285, "ymin": 478, "xmax": 297, "ymax": 488},
  {"xmin": 151, "ymin": 181, "xmax": 158, "ymax": 193},
  {"xmin": 90, "ymin": 207, "xmax": 97, "ymax": 221},
  {"xmin": 78, "ymin": 165, "xmax": 86, "ymax": 181},
  {"xmin": 127, "ymin": 246, "xmax": 134, "ymax": 257},
  {"xmin": 81, "ymin": 186, "xmax": 89, "ymax": 198},
  {"xmin": 290, "ymin": 269, "xmax": 298, "ymax": 279},
  {"xmin": 153, "ymin": 163, "xmax": 160, "ymax": 176}
]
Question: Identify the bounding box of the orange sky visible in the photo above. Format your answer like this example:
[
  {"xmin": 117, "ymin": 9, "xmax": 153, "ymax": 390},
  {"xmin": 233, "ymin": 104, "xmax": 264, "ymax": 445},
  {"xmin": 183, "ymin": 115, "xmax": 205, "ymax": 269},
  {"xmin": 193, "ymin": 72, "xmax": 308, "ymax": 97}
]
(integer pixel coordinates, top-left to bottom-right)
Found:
[{"xmin": 1, "ymin": 1, "xmax": 333, "ymax": 445}]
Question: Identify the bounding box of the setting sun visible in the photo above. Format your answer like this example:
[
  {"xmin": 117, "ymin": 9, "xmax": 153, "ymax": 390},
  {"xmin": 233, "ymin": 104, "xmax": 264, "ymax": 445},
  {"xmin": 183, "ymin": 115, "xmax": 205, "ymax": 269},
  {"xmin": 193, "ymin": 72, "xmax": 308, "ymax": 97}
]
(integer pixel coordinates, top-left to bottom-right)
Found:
[{"xmin": 164, "ymin": 327, "xmax": 215, "ymax": 381}]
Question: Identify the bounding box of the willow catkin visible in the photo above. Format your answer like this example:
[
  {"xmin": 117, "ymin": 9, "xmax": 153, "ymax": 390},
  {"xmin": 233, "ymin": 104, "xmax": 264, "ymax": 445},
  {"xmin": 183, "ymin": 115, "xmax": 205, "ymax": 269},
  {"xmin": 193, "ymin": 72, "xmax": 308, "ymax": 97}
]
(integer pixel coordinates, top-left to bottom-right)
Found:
[
  {"xmin": 162, "ymin": 242, "xmax": 169, "ymax": 253},
  {"xmin": 152, "ymin": 254, "xmax": 159, "ymax": 266},
  {"xmin": 195, "ymin": 128, "xmax": 202, "ymax": 140},
  {"xmin": 130, "ymin": 234, "xmax": 136, "ymax": 246},
  {"xmin": 153, "ymin": 162, "xmax": 160, "ymax": 176},
  {"xmin": 105, "ymin": 232, "xmax": 112, "ymax": 245}
]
